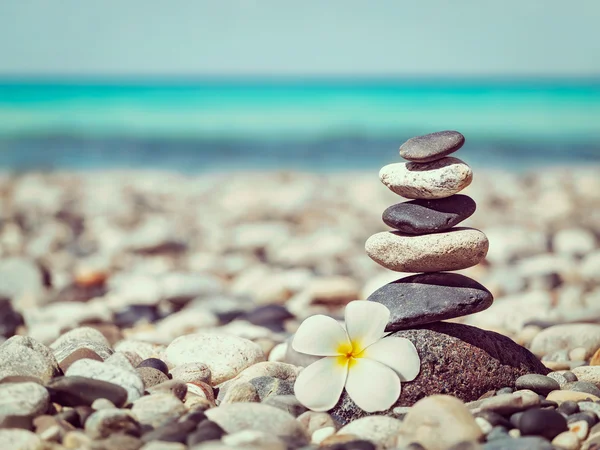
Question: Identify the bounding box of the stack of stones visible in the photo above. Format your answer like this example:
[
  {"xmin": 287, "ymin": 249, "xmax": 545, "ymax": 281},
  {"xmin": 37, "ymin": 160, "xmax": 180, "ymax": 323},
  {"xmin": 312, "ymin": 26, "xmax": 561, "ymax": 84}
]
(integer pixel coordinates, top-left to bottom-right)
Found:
[{"xmin": 365, "ymin": 130, "xmax": 494, "ymax": 330}]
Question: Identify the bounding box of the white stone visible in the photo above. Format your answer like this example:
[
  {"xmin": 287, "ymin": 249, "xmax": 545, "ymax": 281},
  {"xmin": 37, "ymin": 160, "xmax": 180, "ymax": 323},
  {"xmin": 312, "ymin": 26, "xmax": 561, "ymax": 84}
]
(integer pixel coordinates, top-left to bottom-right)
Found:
[
  {"xmin": 530, "ymin": 324, "xmax": 600, "ymax": 359},
  {"xmin": 0, "ymin": 336, "xmax": 60, "ymax": 383},
  {"xmin": 553, "ymin": 228, "xmax": 596, "ymax": 257},
  {"xmin": 365, "ymin": 228, "xmax": 488, "ymax": 273},
  {"xmin": 165, "ymin": 333, "xmax": 265, "ymax": 385},
  {"xmin": 572, "ymin": 366, "xmax": 600, "ymax": 388},
  {"xmin": 222, "ymin": 430, "xmax": 286, "ymax": 450},
  {"xmin": 395, "ymin": 395, "xmax": 483, "ymax": 450},
  {"xmin": 155, "ymin": 308, "xmax": 218, "ymax": 339},
  {"xmin": 0, "ymin": 382, "xmax": 49, "ymax": 417},
  {"xmin": 0, "ymin": 429, "xmax": 42, "ymax": 450},
  {"xmin": 379, "ymin": 157, "xmax": 473, "ymax": 199},
  {"xmin": 131, "ymin": 393, "xmax": 186, "ymax": 428},
  {"xmin": 338, "ymin": 416, "xmax": 403, "ymax": 449},
  {"xmin": 312, "ymin": 426, "xmax": 336, "ymax": 444}
]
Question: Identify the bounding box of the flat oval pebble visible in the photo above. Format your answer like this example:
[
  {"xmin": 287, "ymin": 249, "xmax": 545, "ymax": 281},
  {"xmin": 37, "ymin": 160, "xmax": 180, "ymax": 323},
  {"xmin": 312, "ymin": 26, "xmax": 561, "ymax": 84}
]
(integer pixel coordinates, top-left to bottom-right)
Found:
[
  {"xmin": 46, "ymin": 376, "xmax": 128, "ymax": 408},
  {"xmin": 518, "ymin": 408, "xmax": 567, "ymax": 440},
  {"xmin": 515, "ymin": 374, "xmax": 560, "ymax": 396},
  {"xmin": 0, "ymin": 382, "xmax": 49, "ymax": 418},
  {"xmin": 399, "ymin": 130, "xmax": 465, "ymax": 163},
  {"xmin": 65, "ymin": 359, "xmax": 144, "ymax": 404},
  {"xmin": 379, "ymin": 157, "xmax": 473, "ymax": 199},
  {"xmin": 205, "ymin": 403, "xmax": 308, "ymax": 444},
  {"xmin": 365, "ymin": 228, "xmax": 489, "ymax": 273},
  {"xmin": 383, "ymin": 195, "xmax": 476, "ymax": 234},
  {"xmin": 131, "ymin": 393, "xmax": 186, "ymax": 428},
  {"xmin": 165, "ymin": 333, "xmax": 265, "ymax": 385},
  {"xmin": 368, "ymin": 273, "xmax": 492, "ymax": 330}
]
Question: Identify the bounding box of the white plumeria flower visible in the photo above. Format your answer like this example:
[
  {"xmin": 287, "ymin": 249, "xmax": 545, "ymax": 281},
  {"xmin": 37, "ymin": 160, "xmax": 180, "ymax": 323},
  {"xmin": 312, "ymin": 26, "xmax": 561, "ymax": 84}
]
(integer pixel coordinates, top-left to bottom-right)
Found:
[{"xmin": 292, "ymin": 300, "xmax": 420, "ymax": 412}]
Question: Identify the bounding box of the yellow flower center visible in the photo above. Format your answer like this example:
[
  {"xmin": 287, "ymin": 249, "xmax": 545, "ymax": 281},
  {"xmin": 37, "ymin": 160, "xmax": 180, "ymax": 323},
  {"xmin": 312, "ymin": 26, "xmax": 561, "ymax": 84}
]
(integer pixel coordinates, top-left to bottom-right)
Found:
[{"xmin": 336, "ymin": 340, "xmax": 363, "ymax": 368}]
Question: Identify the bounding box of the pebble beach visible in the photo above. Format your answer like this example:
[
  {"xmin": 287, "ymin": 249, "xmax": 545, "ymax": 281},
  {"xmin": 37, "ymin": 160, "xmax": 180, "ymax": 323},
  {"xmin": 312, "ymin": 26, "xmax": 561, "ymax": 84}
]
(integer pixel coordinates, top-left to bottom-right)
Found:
[{"xmin": 1, "ymin": 142, "xmax": 600, "ymax": 450}]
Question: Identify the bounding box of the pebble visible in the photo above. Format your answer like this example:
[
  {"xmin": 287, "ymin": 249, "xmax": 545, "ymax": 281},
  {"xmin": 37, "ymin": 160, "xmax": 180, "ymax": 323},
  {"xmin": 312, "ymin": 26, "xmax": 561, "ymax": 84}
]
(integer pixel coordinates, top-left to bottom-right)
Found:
[
  {"xmin": 564, "ymin": 371, "xmax": 578, "ymax": 382},
  {"xmin": 146, "ymin": 380, "xmax": 188, "ymax": 401},
  {"xmin": 220, "ymin": 381, "xmax": 260, "ymax": 403},
  {"xmin": 579, "ymin": 402, "xmax": 600, "ymax": 419},
  {"xmin": 548, "ymin": 371, "xmax": 569, "ymax": 387},
  {"xmin": 486, "ymin": 426, "xmax": 510, "ymax": 441},
  {"xmin": 84, "ymin": 408, "xmax": 141, "ymax": 439},
  {"xmin": 515, "ymin": 374, "xmax": 560, "ymax": 396},
  {"xmin": 262, "ymin": 394, "xmax": 307, "ymax": 417},
  {"xmin": 140, "ymin": 442, "xmax": 186, "ymax": 450},
  {"xmin": 169, "ymin": 362, "xmax": 212, "ymax": 385},
  {"xmin": 399, "ymin": 130, "xmax": 465, "ymax": 163},
  {"xmin": 205, "ymin": 403, "xmax": 308, "ymax": 444},
  {"xmin": 368, "ymin": 272, "xmax": 493, "ymax": 330},
  {"xmin": 222, "ymin": 429, "xmax": 286, "ymax": 450},
  {"xmin": 475, "ymin": 417, "xmax": 493, "ymax": 434},
  {"xmin": 50, "ymin": 326, "xmax": 113, "ymax": 363},
  {"xmin": 297, "ymin": 410, "xmax": 337, "ymax": 435},
  {"xmin": 0, "ymin": 382, "xmax": 49, "ymax": 419},
  {"xmin": 382, "ymin": 195, "xmax": 476, "ymax": 234},
  {"xmin": 131, "ymin": 393, "xmax": 186, "ymax": 428},
  {"xmin": 165, "ymin": 333, "xmax": 265, "ymax": 385},
  {"xmin": 394, "ymin": 395, "xmax": 483, "ymax": 450},
  {"xmin": 547, "ymin": 390, "xmax": 600, "ymax": 404},
  {"xmin": 137, "ymin": 358, "xmax": 169, "ymax": 376},
  {"xmin": 551, "ymin": 431, "xmax": 580, "ymax": 450},
  {"xmin": 558, "ymin": 401, "xmax": 580, "ymax": 416},
  {"xmin": 46, "ymin": 375, "xmax": 128, "ymax": 407},
  {"xmin": 140, "ymin": 419, "xmax": 196, "ymax": 444},
  {"xmin": 0, "ymin": 336, "xmax": 60, "ymax": 383},
  {"xmin": 365, "ymin": 228, "xmax": 489, "ymax": 272},
  {"xmin": 91, "ymin": 398, "xmax": 116, "ymax": 410},
  {"xmin": 337, "ymin": 416, "xmax": 403, "ymax": 449},
  {"xmin": 569, "ymin": 420, "xmax": 590, "ymax": 439},
  {"xmin": 530, "ymin": 324, "xmax": 600, "ymax": 359},
  {"xmin": 483, "ymin": 437, "xmax": 554, "ymax": 450},
  {"xmin": 249, "ymin": 376, "xmax": 294, "ymax": 401},
  {"xmin": 0, "ymin": 429, "xmax": 43, "ymax": 450},
  {"xmin": 136, "ymin": 367, "xmax": 169, "ymax": 389},
  {"xmin": 379, "ymin": 157, "xmax": 473, "ymax": 199},
  {"xmin": 474, "ymin": 390, "xmax": 540, "ymax": 415},
  {"xmin": 312, "ymin": 426, "xmax": 336, "ymax": 444},
  {"xmin": 65, "ymin": 358, "xmax": 144, "ymax": 404},
  {"xmin": 568, "ymin": 412, "xmax": 598, "ymax": 428},
  {"xmin": 186, "ymin": 419, "xmax": 226, "ymax": 446},
  {"xmin": 518, "ymin": 408, "xmax": 568, "ymax": 440},
  {"xmin": 58, "ymin": 347, "xmax": 104, "ymax": 373},
  {"xmin": 572, "ymin": 366, "xmax": 600, "ymax": 388},
  {"xmin": 564, "ymin": 381, "xmax": 600, "ymax": 397}
]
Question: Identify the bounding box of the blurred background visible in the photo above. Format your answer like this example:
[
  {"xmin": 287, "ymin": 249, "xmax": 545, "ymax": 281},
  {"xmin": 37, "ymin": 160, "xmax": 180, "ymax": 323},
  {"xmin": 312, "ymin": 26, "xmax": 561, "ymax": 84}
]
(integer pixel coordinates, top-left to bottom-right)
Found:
[{"xmin": 0, "ymin": 1, "xmax": 599, "ymax": 349}]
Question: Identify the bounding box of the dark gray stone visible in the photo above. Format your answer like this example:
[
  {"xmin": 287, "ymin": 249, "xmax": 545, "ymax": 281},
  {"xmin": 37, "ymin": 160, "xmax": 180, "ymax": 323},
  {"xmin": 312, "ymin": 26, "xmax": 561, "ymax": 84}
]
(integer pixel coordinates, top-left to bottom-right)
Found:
[
  {"xmin": 563, "ymin": 381, "xmax": 600, "ymax": 398},
  {"xmin": 399, "ymin": 130, "xmax": 465, "ymax": 163},
  {"xmin": 382, "ymin": 195, "xmax": 476, "ymax": 234},
  {"xmin": 483, "ymin": 437, "xmax": 553, "ymax": 450},
  {"xmin": 47, "ymin": 376, "xmax": 128, "ymax": 408},
  {"xmin": 515, "ymin": 374, "xmax": 560, "ymax": 396},
  {"xmin": 187, "ymin": 420, "xmax": 225, "ymax": 447},
  {"xmin": 557, "ymin": 401, "xmax": 579, "ymax": 416},
  {"xmin": 137, "ymin": 358, "xmax": 169, "ymax": 376},
  {"xmin": 329, "ymin": 323, "xmax": 548, "ymax": 424},
  {"xmin": 368, "ymin": 273, "xmax": 493, "ymax": 331},
  {"xmin": 517, "ymin": 408, "xmax": 567, "ymax": 439}
]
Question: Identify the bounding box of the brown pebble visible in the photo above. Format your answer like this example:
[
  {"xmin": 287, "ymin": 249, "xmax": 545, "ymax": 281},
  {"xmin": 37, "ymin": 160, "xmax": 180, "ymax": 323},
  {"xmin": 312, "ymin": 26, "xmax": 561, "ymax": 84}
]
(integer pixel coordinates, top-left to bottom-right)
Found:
[
  {"xmin": 0, "ymin": 375, "xmax": 44, "ymax": 385},
  {"xmin": 59, "ymin": 348, "xmax": 103, "ymax": 373},
  {"xmin": 590, "ymin": 348, "xmax": 600, "ymax": 366}
]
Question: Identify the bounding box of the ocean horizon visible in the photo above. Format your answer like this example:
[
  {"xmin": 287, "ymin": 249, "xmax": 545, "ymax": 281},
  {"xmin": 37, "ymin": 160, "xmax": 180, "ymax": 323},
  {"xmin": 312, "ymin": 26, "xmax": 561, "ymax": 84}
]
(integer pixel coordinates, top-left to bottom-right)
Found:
[{"xmin": 1, "ymin": 77, "xmax": 599, "ymax": 172}]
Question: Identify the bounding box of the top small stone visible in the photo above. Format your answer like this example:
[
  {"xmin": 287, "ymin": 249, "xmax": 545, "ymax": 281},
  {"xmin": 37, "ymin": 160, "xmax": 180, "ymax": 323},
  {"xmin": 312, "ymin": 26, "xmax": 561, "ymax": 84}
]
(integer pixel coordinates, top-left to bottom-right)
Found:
[{"xmin": 399, "ymin": 131, "xmax": 465, "ymax": 163}]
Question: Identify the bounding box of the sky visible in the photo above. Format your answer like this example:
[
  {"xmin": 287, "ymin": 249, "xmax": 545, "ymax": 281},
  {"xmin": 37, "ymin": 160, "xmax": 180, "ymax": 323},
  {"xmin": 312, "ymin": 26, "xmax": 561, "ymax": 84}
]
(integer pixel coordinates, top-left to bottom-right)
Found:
[{"xmin": 0, "ymin": 0, "xmax": 599, "ymax": 77}]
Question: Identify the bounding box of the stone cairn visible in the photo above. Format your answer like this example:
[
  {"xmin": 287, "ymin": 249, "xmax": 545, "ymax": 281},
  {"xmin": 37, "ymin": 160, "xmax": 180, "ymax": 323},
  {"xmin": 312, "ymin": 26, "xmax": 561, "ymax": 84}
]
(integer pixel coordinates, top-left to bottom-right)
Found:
[{"xmin": 365, "ymin": 130, "xmax": 494, "ymax": 331}]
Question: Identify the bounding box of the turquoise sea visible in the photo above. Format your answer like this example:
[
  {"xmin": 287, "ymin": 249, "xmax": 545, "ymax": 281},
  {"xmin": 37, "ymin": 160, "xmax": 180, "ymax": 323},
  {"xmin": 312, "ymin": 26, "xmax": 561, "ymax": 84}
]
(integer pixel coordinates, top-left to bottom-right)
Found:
[{"xmin": 0, "ymin": 78, "xmax": 599, "ymax": 172}]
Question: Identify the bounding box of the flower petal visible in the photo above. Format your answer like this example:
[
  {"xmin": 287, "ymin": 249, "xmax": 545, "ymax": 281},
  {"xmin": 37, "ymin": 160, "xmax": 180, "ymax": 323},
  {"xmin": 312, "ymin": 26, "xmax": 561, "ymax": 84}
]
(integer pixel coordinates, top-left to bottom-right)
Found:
[
  {"xmin": 345, "ymin": 357, "xmax": 401, "ymax": 412},
  {"xmin": 292, "ymin": 315, "xmax": 350, "ymax": 356},
  {"xmin": 344, "ymin": 301, "xmax": 390, "ymax": 352},
  {"xmin": 362, "ymin": 337, "xmax": 420, "ymax": 381},
  {"xmin": 294, "ymin": 356, "xmax": 348, "ymax": 411}
]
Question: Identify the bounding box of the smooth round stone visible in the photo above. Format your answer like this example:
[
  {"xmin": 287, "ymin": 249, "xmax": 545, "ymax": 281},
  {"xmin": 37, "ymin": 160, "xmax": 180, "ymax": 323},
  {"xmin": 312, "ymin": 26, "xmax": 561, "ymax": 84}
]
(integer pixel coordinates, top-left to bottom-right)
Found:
[
  {"xmin": 140, "ymin": 419, "xmax": 196, "ymax": 444},
  {"xmin": 65, "ymin": 359, "xmax": 144, "ymax": 404},
  {"xmin": 365, "ymin": 228, "xmax": 489, "ymax": 273},
  {"xmin": 58, "ymin": 348, "xmax": 104, "ymax": 373},
  {"xmin": 399, "ymin": 130, "xmax": 465, "ymax": 163},
  {"xmin": 515, "ymin": 374, "xmax": 560, "ymax": 396},
  {"xmin": 137, "ymin": 358, "xmax": 169, "ymax": 376},
  {"xmin": 530, "ymin": 324, "xmax": 600, "ymax": 359},
  {"xmin": 394, "ymin": 395, "xmax": 482, "ymax": 450},
  {"xmin": 338, "ymin": 416, "xmax": 403, "ymax": 448},
  {"xmin": 368, "ymin": 273, "xmax": 493, "ymax": 331},
  {"xmin": 131, "ymin": 393, "xmax": 186, "ymax": 428},
  {"xmin": 187, "ymin": 420, "xmax": 226, "ymax": 447},
  {"xmin": 0, "ymin": 429, "xmax": 42, "ymax": 450},
  {"xmin": 165, "ymin": 333, "xmax": 265, "ymax": 385},
  {"xmin": 0, "ymin": 382, "xmax": 49, "ymax": 418},
  {"xmin": 147, "ymin": 380, "xmax": 188, "ymax": 401},
  {"xmin": 169, "ymin": 362, "xmax": 212, "ymax": 385},
  {"xmin": 518, "ymin": 408, "xmax": 567, "ymax": 440},
  {"xmin": 205, "ymin": 403, "xmax": 308, "ymax": 444},
  {"xmin": 379, "ymin": 157, "xmax": 473, "ymax": 200},
  {"xmin": 563, "ymin": 381, "xmax": 600, "ymax": 398},
  {"xmin": 50, "ymin": 327, "xmax": 113, "ymax": 362},
  {"xmin": 483, "ymin": 437, "xmax": 554, "ymax": 450},
  {"xmin": 382, "ymin": 195, "xmax": 476, "ymax": 234},
  {"xmin": 47, "ymin": 376, "xmax": 128, "ymax": 407},
  {"xmin": 0, "ymin": 336, "xmax": 61, "ymax": 384}
]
